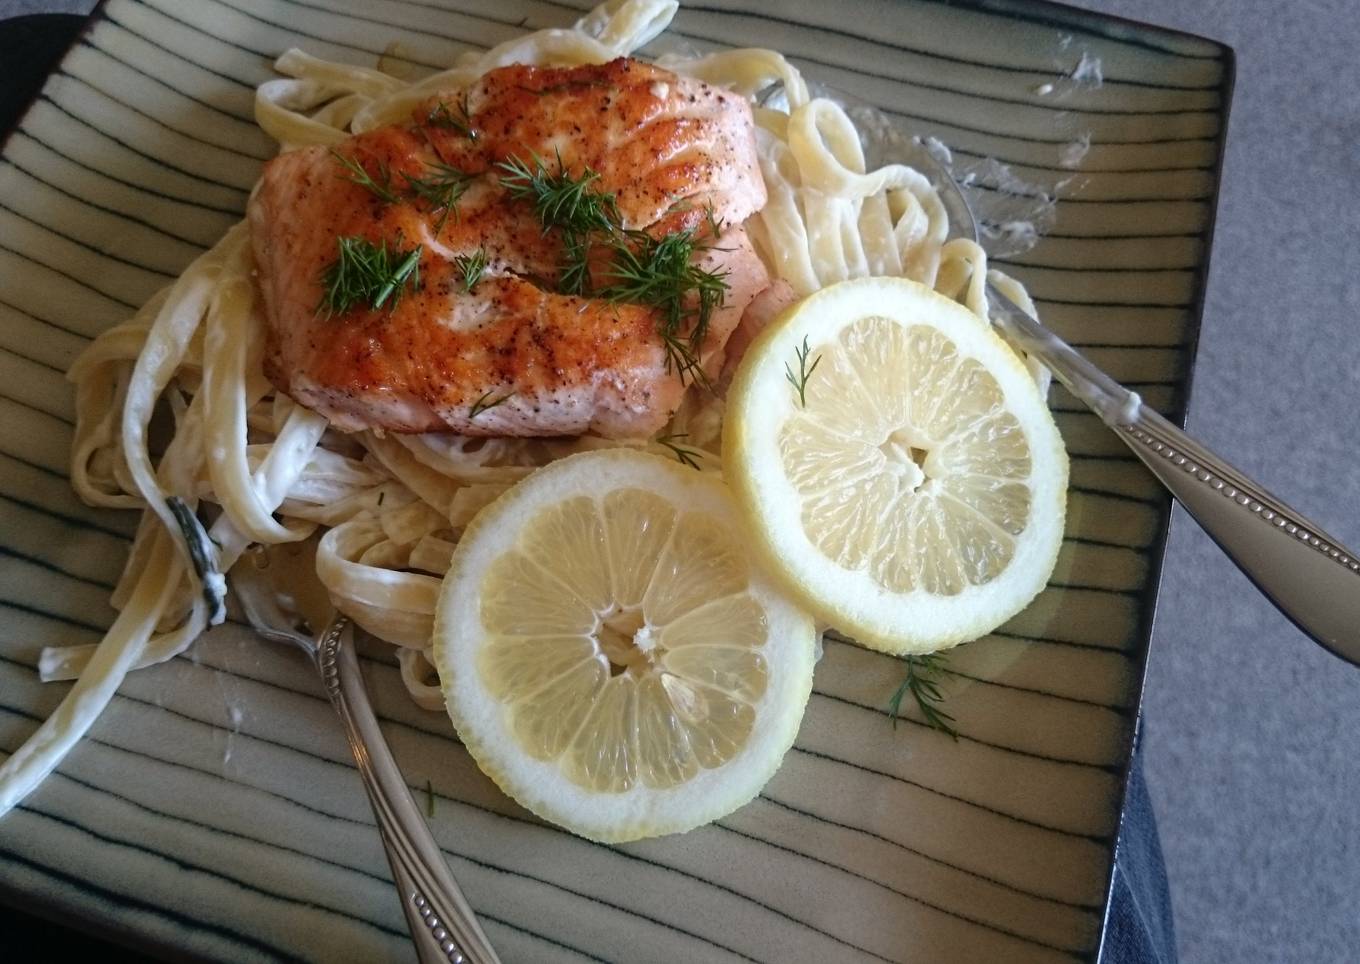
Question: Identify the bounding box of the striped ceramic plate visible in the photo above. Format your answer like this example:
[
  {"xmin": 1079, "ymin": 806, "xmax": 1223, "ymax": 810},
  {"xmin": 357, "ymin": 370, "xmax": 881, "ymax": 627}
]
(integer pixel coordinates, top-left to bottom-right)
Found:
[{"xmin": 0, "ymin": 1, "xmax": 1229, "ymax": 961}]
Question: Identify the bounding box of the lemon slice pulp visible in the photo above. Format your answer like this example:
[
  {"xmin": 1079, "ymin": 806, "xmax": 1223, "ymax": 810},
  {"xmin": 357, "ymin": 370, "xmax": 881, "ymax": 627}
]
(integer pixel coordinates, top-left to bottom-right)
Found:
[
  {"xmin": 433, "ymin": 449, "xmax": 816, "ymax": 843},
  {"xmin": 724, "ymin": 276, "xmax": 1067, "ymax": 654}
]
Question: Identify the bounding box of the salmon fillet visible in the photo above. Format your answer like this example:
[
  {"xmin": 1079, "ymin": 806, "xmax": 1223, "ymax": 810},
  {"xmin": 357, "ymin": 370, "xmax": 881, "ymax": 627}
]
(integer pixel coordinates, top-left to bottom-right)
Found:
[
  {"xmin": 248, "ymin": 57, "xmax": 769, "ymax": 438},
  {"xmin": 720, "ymin": 278, "xmax": 800, "ymax": 388}
]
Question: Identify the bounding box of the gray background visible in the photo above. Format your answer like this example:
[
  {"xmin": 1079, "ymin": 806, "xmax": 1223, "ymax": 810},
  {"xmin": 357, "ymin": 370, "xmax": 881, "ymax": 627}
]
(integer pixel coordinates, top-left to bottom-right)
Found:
[{"xmin": 2, "ymin": 0, "xmax": 1357, "ymax": 961}]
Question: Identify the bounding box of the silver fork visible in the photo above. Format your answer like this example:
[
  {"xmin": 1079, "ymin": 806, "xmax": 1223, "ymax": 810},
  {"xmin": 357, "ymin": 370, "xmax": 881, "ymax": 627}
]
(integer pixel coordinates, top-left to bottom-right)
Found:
[
  {"xmin": 893, "ymin": 136, "xmax": 1360, "ymax": 665},
  {"xmin": 232, "ymin": 550, "xmax": 500, "ymax": 964}
]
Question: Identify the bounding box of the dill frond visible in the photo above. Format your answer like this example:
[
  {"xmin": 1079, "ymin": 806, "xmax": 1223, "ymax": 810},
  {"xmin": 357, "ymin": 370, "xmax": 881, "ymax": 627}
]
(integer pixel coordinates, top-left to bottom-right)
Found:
[
  {"xmin": 496, "ymin": 152, "xmax": 619, "ymax": 237},
  {"xmin": 784, "ymin": 336, "xmax": 822, "ymax": 408},
  {"xmin": 329, "ymin": 150, "xmax": 400, "ymax": 204},
  {"xmin": 495, "ymin": 155, "xmax": 728, "ymax": 386},
  {"xmin": 317, "ymin": 235, "xmax": 422, "ymax": 317},
  {"xmin": 558, "ymin": 230, "xmax": 593, "ymax": 297},
  {"xmin": 497, "ymin": 152, "xmax": 621, "ymax": 298},
  {"xmin": 887, "ymin": 653, "xmax": 958, "ymax": 739},
  {"xmin": 425, "ymin": 93, "xmax": 478, "ymax": 140},
  {"xmin": 403, "ymin": 162, "xmax": 475, "ymax": 236},
  {"xmin": 452, "ymin": 246, "xmax": 489, "ymax": 293},
  {"xmin": 600, "ymin": 227, "xmax": 728, "ymax": 386},
  {"xmin": 468, "ymin": 390, "xmax": 514, "ymax": 419},
  {"xmin": 655, "ymin": 432, "xmax": 704, "ymax": 470}
]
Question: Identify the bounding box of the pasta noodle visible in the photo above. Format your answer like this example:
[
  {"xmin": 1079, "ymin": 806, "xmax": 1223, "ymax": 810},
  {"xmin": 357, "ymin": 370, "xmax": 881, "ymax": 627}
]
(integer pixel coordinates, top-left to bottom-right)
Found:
[{"xmin": 0, "ymin": 0, "xmax": 1047, "ymax": 817}]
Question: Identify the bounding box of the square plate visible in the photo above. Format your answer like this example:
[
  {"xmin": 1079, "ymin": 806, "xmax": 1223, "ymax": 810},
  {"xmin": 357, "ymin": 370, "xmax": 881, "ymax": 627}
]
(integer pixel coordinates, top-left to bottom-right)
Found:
[{"xmin": 0, "ymin": 1, "xmax": 1230, "ymax": 960}]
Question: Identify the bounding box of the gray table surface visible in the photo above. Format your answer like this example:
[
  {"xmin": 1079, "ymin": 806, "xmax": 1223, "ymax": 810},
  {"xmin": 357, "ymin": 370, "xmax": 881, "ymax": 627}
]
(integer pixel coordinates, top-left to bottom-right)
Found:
[{"xmin": 3, "ymin": 0, "xmax": 1358, "ymax": 961}]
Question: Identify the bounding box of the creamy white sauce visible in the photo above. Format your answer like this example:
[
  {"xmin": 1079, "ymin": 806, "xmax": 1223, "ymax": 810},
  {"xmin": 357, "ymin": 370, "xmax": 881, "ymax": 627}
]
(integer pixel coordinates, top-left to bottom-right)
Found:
[
  {"xmin": 955, "ymin": 157, "xmax": 1060, "ymax": 257},
  {"xmin": 1035, "ymin": 42, "xmax": 1102, "ymax": 101},
  {"xmin": 921, "ymin": 136, "xmax": 953, "ymax": 167},
  {"xmin": 1116, "ymin": 391, "xmax": 1144, "ymax": 426},
  {"xmin": 203, "ymin": 570, "xmax": 228, "ymax": 623},
  {"xmin": 1059, "ymin": 133, "xmax": 1091, "ymax": 169},
  {"xmin": 850, "ymin": 99, "xmax": 1066, "ymax": 258},
  {"xmin": 981, "ymin": 220, "xmax": 1041, "ymax": 250},
  {"xmin": 1071, "ymin": 52, "xmax": 1104, "ymax": 88}
]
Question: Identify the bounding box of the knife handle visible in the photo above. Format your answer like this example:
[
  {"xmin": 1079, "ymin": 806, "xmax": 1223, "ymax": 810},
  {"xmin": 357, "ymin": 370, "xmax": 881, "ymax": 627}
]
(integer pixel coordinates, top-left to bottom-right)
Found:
[
  {"xmin": 1118, "ymin": 405, "xmax": 1360, "ymax": 663},
  {"xmin": 986, "ymin": 283, "xmax": 1360, "ymax": 665}
]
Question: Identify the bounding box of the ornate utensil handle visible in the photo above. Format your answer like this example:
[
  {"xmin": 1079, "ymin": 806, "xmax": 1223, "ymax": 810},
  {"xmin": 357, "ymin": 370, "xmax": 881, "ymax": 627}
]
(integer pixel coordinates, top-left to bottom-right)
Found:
[
  {"xmin": 317, "ymin": 618, "xmax": 501, "ymax": 964},
  {"xmin": 987, "ymin": 284, "xmax": 1360, "ymax": 666}
]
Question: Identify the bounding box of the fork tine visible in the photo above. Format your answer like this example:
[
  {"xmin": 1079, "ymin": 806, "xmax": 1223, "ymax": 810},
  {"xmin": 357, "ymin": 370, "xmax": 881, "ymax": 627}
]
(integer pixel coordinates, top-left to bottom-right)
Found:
[{"xmin": 231, "ymin": 557, "xmax": 317, "ymax": 653}]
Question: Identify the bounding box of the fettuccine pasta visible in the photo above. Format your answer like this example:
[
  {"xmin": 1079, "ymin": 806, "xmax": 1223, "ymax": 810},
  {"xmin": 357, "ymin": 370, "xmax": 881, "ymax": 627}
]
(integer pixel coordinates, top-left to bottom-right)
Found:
[{"xmin": 0, "ymin": 0, "xmax": 1044, "ymax": 816}]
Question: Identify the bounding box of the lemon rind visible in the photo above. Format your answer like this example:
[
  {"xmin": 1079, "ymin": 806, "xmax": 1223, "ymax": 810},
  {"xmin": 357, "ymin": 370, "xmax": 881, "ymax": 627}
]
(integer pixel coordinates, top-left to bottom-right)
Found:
[
  {"xmin": 432, "ymin": 449, "xmax": 817, "ymax": 843},
  {"xmin": 723, "ymin": 276, "xmax": 1068, "ymax": 655}
]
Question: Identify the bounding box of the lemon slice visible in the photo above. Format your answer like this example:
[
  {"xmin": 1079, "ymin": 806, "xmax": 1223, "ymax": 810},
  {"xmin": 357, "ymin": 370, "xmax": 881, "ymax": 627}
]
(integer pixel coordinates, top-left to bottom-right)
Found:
[
  {"xmin": 432, "ymin": 449, "xmax": 816, "ymax": 843},
  {"xmin": 724, "ymin": 276, "xmax": 1067, "ymax": 654}
]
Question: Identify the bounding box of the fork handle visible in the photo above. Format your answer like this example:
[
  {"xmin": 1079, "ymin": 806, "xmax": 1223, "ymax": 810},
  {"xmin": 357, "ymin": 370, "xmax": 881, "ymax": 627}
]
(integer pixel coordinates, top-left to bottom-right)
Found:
[
  {"xmin": 986, "ymin": 283, "xmax": 1360, "ymax": 666},
  {"xmin": 316, "ymin": 617, "xmax": 501, "ymax": 964}
]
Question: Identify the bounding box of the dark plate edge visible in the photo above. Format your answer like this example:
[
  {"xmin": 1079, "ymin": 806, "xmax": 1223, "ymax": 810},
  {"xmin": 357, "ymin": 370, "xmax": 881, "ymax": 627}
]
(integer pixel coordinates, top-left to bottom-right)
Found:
[
  {"xmin": 1086, "ymin": 27, "xmax": 1238, "ymax": 964},
  {"xmin": 0, "ymin": 1, "xmax": 110, "ymax": 154},
  {"xmin": 0, "ymin": 867, "xmax": 200, "ymax": 962},
  {"xmin": 951, "ymin": 0, "xmax": 1232, "ymax": 58}
]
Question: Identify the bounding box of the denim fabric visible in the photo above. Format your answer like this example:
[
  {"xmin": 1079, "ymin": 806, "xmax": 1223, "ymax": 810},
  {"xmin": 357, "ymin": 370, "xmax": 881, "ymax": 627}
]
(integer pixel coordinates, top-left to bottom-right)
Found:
[{"xmin": 1103, "ymin": 743, "xmax": 1177, "ymax": 964}]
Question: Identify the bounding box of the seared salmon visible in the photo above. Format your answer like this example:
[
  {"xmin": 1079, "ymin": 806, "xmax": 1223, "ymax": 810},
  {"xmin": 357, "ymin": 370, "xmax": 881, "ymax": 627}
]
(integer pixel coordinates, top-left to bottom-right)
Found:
[
  {"xmin": 248, "ymin": 57, "xmax": 769, "ymax": 438},
  {"xmin": 720, "ymin": 278, "xmax": 799, "ymax": 387}
]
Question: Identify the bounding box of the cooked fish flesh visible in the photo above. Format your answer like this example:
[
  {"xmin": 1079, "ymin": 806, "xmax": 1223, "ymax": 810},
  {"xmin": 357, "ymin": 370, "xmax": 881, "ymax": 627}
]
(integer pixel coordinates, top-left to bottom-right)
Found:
[{"xmin": 248, "ymin": 57, "xmax": 769, "ymax": 438}]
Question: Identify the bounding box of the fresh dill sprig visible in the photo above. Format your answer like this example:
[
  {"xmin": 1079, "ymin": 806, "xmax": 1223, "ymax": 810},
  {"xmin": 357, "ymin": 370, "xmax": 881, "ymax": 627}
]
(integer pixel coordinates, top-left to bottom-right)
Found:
[
  {"xmin": 887, "ymin": 653, "xmax": 958, "ymax": 739},
  {"xmin": 494, "ymin": 154, "xmax": 728, "ymax": 386},
  {"xmin": 469, "ymin": 389, "xmax": 514, "ymax": 419},
  {"xmin": 330, "ymin": 149, "xmax": 401, "ymax": 204},
  {"xmin": 403, "ymin": 162, "xmax": 475, "ymax": 236},
  {"xmin": 659, "ymin": 328, "xmax": 713, "ymax": 389},
  {"xmin": 665, "ymin": 200, "xmax": 724, "ymax": 241},
  {"xmin": 453, "ymin": 246, "xmax": 489, "ymax": 293},
  {"xmin": 703, "ymin": 204, "xmax": 724, "ymax": 241},
  {"xmin": 655, "ymin": 432, "xmax": 703, "ymax": 470},
  {"xmin": 425, "ymin": 93, "xmax": 478, "ymax": 140},
  {"xmin": 317, "ymin": 235, "xmax": 422, "ymax": 317},
  {"xmin": 496, "ymin": 152, "xmax": 619, "ymax": 237},
  {"xmin": 784, "ymin": 335, "xmax": 822, "ymax": 408},
  {"xmin": 600, "ymin": 227, "xmax": 728, "ymax": 386},
  {"xmin": 558, "ymin": 230, "xmax": 593, "ymax": 297},
  {"xmin": 497, "ymin": 152, "xmax": 621, "ymax": 298}
]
